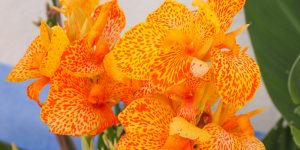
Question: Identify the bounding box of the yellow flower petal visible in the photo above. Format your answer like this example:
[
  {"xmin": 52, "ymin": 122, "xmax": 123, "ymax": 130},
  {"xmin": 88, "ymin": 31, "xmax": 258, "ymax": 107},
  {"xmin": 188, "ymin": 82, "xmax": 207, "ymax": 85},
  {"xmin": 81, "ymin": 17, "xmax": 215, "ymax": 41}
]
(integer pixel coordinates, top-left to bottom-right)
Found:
[{"xmin": 40, "ymin": 26, "xmax": 69, "ymax": 77}]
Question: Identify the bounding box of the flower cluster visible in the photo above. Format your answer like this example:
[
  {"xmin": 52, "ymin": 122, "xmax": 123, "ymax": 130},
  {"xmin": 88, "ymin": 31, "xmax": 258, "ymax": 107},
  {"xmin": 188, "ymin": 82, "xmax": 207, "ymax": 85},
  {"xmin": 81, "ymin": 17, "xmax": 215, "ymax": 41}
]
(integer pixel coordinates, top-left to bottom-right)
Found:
[{"xmin": 7, "ymin": 0, "xmax": 265, "ymax": 149}]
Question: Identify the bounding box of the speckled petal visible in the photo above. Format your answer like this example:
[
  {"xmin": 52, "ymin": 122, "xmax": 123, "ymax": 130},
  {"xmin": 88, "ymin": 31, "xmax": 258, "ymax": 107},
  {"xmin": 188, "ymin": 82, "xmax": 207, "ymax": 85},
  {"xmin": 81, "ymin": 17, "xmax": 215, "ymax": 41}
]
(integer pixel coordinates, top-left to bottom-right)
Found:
[
  {"xmin": 212, "ymin": 49, "xmax": 261, "ymax": 107},
  {"xmin": 40, "ymin": 26, "xmax": 70, "ymax": 77},
  {"xmin": 6, "ymin": 36, "xmax": 46, "ymax": 82},
  {"xmin": 146, "ymin": 0, "xmax": 194, "ymax": 29},
  {"xmin": 110, "ymin": 22, "xmax": 168, "ymax": 80},
  {"xmin": 60, "ymin": 39, "xmax": 104, "ymax": 77},
  {"xmin": 93, "ymin": 0, "xmax": 126, "ymax": 47},
  {"xmin": 117, "ymin": 97, "xmax": 174, "ymax": 149},
  {"xmin": 41, "ymin": 69, "xmax": 118, "ymax": 136},
  {"xmin": 208, "ymin": 0, "xmax": 246, "ymax": 31}
]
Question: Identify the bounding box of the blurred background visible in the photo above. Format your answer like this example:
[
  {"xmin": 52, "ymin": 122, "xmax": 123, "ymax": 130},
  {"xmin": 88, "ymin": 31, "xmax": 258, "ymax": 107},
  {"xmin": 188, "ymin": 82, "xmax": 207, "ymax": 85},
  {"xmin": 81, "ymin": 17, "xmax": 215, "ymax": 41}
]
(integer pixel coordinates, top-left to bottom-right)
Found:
[{"xmin": 0, "ymin": 0, "xmax": 284, "ymax": 149}]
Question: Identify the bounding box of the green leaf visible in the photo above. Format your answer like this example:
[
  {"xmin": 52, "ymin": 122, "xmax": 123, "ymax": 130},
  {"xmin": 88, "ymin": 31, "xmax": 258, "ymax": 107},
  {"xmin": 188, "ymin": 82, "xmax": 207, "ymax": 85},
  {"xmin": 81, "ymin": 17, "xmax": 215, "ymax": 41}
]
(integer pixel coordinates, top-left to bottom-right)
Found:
[
  {"xmin": 295, "ymin": 106, "xmax": 300, "ymax": 116},
  {"xmin": 245, "ymin": 0, "xmax": 300, "ymax": 128},
  {"xmin": 263, "ymin": 118, "xmax": 300, "ymax": 150},
  {"xmin": 289, "ymin": 55, "xmax": 300, "ymax": 104},
  {"xmin": 291, "ymin": 126, "xmax": 300, "ymax": 148}
]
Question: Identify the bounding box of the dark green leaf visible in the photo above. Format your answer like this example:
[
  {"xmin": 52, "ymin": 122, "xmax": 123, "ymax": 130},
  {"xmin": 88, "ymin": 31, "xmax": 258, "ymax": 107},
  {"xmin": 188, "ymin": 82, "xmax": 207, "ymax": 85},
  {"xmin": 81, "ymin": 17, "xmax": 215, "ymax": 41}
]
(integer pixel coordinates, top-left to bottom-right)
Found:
[
  {"xmin": 263, "ymin": 118, "xmax": 300, "ymax": 150},
  {"xmin": 245, "ymin": 0, "xmax": 300, "ymax": 128},
  {"xmin": 289, "ymin": 55, "xmax": 300, "ymax": 105}
]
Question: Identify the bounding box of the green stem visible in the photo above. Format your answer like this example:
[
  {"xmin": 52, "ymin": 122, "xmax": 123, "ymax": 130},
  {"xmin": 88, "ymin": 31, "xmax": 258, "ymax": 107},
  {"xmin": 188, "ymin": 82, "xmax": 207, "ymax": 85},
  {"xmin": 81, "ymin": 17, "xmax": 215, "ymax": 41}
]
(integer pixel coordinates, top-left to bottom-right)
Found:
[{"xmin": 81, "ymin": 136, "xmax": 94, "ymax": 150}]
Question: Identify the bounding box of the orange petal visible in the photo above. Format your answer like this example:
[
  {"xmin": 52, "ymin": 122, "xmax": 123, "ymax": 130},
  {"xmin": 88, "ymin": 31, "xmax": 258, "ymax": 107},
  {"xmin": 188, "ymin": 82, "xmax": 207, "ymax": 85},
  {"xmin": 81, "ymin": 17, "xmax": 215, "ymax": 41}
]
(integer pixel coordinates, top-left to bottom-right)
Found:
[
  {"xmin": 162, "ymin": 135, "xmax": 194, "ymax": 150},
  {"xmin": 199, "ymin": 123, "xmax": 239, "ymax": 150},
  {"xmin": 150, "ymin": 45, "xmax": 194, "ymax": 92},
  {"xmin": 93, "ymin": 0, "xmax": 126, "ymax": 47},
  {"xmin": 41, "ymin": 69, "xmax": 118, "ymax": 136},
  {"xmin": 6, "ymin": 36, "xmax": 46, "ymax": 82},
  {"xmin": 169, "ymin": 117, "xmax": 211, "ymax": 145},
  {"xmin": 118, "ymin": 97, "xmax": 174, "ymax": 148},
  {"xmin": 110, "ymin": 22, "xmax": 168, "ymax": 80},
  {"xmin": 40, "ymin": 26, "xmax": 70, "ymax": 77},
  {"xmin": 146, "ymin": 0, "xmax": 193, "ymax": 29},
  {"xmin": 212, "ymin": 49, "xmax": 261, "ymax": 107},
  {"xmin": 60, "ymin": 39, "xmax": 104, "ymax": 77},
  {"xmin": 208, "ymin": 0, "xmax": 246, "ymax": 31},
  {"xmin": 240, "ymin": 135, "xmax": 266, "ymax": 150},
  {"xmin": 117, "ymin": 133, "xmax": 166, "ymax": 150},
  {"xmin": 26, "ymin": 77, "xmax": 49, "ymax": 107}
]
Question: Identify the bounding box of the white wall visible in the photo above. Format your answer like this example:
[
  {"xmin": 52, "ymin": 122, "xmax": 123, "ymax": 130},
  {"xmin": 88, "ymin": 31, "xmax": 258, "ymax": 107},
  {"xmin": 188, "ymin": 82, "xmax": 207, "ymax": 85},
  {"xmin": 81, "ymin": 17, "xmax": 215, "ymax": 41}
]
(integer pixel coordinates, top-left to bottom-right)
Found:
[{"xmin": 0, "ymin": 0, "xmax": 280, "ymax": 133}]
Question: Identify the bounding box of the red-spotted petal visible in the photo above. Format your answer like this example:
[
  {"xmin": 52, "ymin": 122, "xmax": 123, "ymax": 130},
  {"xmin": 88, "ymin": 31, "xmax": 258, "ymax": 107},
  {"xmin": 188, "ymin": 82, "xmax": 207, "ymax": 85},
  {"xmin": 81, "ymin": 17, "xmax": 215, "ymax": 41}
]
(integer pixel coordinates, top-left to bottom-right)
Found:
[
  {"xmin": 146, "ymin": 0, "xmax": 194, "ymax": 29},
  {"xmin": 93, "ymin": 0, "xmax": 126, "ymax": 47},
  {"xmin": 7, "ymin": 36, "xmax": 46, "ymax": 82},
  {"xmin": 208, "ymin": 0, "xmax": 246, "ymax": 31},
  {"xmin": 117, "ymin": 97, "xmax": 174, "ymax": 149},
  {"xmin": 212, "ymin": 50, "xmax": 261, "ymax": 107},
  {"xmin": 110, "ymin": 22, "xmax": 168, "ymax": 80},
  {"xmin": 41, "ymin": 69, "xmax": 117, "ymax": 136},
  {"xmin": 60, "ymin": 39, "xmax": 104, "ymax": 77},
  {"xmin": 40, "ymin": 26, "xmax": 70, "ymax": 77}
]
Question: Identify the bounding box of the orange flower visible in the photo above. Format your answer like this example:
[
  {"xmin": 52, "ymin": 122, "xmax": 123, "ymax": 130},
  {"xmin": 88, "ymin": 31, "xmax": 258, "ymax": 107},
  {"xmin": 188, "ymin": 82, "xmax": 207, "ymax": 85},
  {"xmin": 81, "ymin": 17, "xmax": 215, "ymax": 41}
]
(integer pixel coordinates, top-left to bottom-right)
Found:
[
  {"xmin": 6, "ymin": 22, "xmax": 69, "ymax": 106},
  {"xmin": 117, "ymin": 97, "xmax": 207, "ymax": 149},
  {"xmin": 60, "ymin": 0, "xmax": 126, "ymax": 77},
  {"xmin": 41, "ymin": 68, "xmax": 132, "ymax": 136},
  {"xmin": 106, "ymin": 0, "xmax": 217, "ymax": 92}
]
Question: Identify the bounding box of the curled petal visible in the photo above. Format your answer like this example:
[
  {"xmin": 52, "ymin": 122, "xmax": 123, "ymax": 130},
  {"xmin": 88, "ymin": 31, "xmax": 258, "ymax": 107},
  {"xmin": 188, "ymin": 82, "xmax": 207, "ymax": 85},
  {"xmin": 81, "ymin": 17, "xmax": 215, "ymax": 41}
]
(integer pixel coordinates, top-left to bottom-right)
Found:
[
  {"xmin": 7, "ymin": 36, "xmax": 46, "ymax": 82},
  {"xmin": 26, "ymin": 77, "xmax": 49, "ymax": 107},
  {"xmin": 61, "ymin": 39, "xmax": 104, "ymax": 77},
  {"xmin": 40, "ymin": 26, "xmax": 70, "ymax": 77},
  {"xmin": 93, "ymin": 0, "xmax": 126, "ymax": 47},
  {"xmin": 212, "ymin": 50, "xmax": 261, "ymax": 107}
]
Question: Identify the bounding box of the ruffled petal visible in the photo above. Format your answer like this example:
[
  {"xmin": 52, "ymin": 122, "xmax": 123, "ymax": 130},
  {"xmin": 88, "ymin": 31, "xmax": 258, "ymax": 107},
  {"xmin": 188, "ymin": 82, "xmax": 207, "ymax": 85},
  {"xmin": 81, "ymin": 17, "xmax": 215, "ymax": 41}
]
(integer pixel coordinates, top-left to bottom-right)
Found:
[
  {"xmin": 41, "ymin": 69, "xmax": 117, "ymax": 136},
  {"xmin": 26, "ymin": 77, "xmax": 49, "ymax": 107},
  {"xmin": 60, "ymin": 39, "xmax": 104, "ymax": 77},
  {"xmin": 40, "ymin": 26, "xmax": 70, "ymax": 77},
  {"xmin": 93, "ymin": 0, "xmax": 126, "ymax": 47},
  {"xmin": 212, "ymin": 50, "xmax": 261, "ymax": 107},
  {"xmin": 117, "ymin": 97, "xmax": 174, "ymax": 148},
  {"xmin": 109, "ymin": 22, "xmax": 168, "ymax": 80},
  {"xmin": 146, "ymin": 0, "xmax": 194, "ymax": 29},
  {"xmin": 208, "ymin": 0, "xmax": 246, "ymax": 31},
  {"xmin": 6, "ymin": 36, "xmax": 46, "ymax": 82}
]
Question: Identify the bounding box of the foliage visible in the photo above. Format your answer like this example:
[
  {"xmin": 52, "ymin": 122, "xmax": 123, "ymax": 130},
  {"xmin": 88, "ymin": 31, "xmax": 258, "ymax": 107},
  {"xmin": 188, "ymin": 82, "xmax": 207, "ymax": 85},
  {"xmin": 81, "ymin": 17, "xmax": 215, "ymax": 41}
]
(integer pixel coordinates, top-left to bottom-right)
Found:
[{"xmin": 245, "ymin": 0, "xmax": 300, "ymax": 147}]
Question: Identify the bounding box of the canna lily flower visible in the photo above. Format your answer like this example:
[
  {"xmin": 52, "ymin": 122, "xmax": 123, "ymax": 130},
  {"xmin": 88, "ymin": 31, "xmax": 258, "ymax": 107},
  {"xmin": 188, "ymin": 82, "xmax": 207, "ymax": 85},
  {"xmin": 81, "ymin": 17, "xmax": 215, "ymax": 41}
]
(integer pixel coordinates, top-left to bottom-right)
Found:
[
  {"xmin": 117, "ymin": 96, "xmax": 212, "ymax": 149},
  {"xmin": 41, "ymin": 68, "xmax": 133, "ymax": 136},
  {"xmin": 106, "ymin": 0, "xmax": 218, "ymax": 92},
  {"xmin": 6, "ymin": 22, "xmax": 69, "ymax": 106},
  {"xmin": 60, "ymin": 0, "xmax": 126, "ymax": 77}
]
